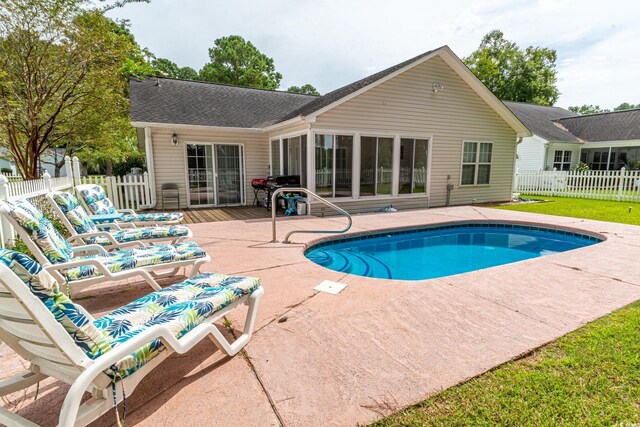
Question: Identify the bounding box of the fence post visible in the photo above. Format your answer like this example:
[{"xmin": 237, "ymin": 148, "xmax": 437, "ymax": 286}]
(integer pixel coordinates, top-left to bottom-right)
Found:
[
  {"xmin": 617, "ymin": 167, "xmax": 626, "ymax": 201},
  {"xmin": 43, "ymin": 171, "xmax": 52, "ymax": 191},
  {"xmin": 72, "ymin": 156, "xmax": 81, "ymax": 183},
  {"xmin": 0, "ymin": 175, "xmax": 14, "ymax": 247},
  {"xmin": 64, "ymin": 156, "xmax": 74, "ymax": 185}
]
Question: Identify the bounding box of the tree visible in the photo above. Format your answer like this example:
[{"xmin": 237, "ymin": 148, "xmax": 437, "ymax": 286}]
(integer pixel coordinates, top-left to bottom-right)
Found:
[
  {"xmin": 152, "ymin": 57, "xmax": 198, "ymax": 80},
  {"xmin": 464, "ymin": 30, "xmax": 560, "ymax": 106},
  {"xmin": 568, "ymin": 105, "xmax": 609, "ymax": 115},
  {"xmin": 614, "ymin": 102, "xmax": 640, "ymax": 111},
  {"xmin": 199, "ymin": 35, "xmax": 282, "ymax": 89},
  {"xmin": 0, "ymin": 0, "xmax": 152, "ymax": 178},
  {"xmin": 287, "ymin": 84, "xmax": 320, "ymax": 95}
]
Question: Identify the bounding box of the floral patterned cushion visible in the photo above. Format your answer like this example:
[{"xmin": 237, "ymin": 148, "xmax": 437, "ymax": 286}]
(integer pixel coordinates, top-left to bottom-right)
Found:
[
  {"xmin": 86, "ymin": 225, "xmax": 190, "ymax": 246},
  {"xmin": 5, "ymin": 199, "xmax": 74, "ymax": 264},
  {"xmin": 120, "ymin": 212, "xmax": 183, "ymax": 223},
  {"xmin": 63, "ymin": 241, "xmax": 207, "ymax": 282},
  {"xmin": 0, "ymin": 249, "xmax": 112, "ymax": 358},
  {"xmin": 76, "ymin": 184, "xmax": 117, "ymax": 215},
  {"xmin": 51, "ymin": 191, "xmax": 98, "ymax": 235},
  {"xmin": 94, "ymin": 272, "xmax": 260, "ymax": 378}
]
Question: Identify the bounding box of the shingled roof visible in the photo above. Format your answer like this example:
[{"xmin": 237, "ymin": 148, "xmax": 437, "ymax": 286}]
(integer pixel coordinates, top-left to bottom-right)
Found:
[
  {"xmin": 129, "ymin": 77, "xmax": 318, "ymax": 128},
  {"xmin": 502, "ymin": 101, "xmax": 579, "ymax": 142},
  {"xmin": 556, "ymin": 109, "xmax": 640, "ymax": 142}
]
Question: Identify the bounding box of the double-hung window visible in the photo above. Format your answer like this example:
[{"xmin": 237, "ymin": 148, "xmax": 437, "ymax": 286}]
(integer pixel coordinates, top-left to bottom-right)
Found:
[
  {"xmin": 461, "ymin": 141, "xmax": 492, "ymax": 185},
  {"xmin": 553, "ymin": 150, "xmax": 572, "ymax": 171}
]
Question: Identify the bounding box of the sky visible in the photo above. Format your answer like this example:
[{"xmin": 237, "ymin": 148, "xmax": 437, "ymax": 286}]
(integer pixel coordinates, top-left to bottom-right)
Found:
[{"xmin": 106, "ymin": 0, "xmax": 640, "ymax": 109}]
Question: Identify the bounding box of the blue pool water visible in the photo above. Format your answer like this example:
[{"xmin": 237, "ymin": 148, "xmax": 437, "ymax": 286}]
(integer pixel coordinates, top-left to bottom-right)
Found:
[{"xmin": 305, "ymin": 223, "xmax": 601, "ymax": 280}]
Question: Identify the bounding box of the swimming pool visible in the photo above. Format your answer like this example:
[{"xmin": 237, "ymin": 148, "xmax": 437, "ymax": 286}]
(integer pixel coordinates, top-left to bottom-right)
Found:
[{"xmin": 305, "ymin": 222, "xmax": 602, "ymax": 280}]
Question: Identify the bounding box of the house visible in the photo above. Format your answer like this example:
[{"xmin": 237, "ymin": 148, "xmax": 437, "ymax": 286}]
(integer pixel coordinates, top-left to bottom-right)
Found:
[
  {"xmin": 506, "ymin": 102, "xmax": 640, "ymax": 171},
  {"xmin": 130, "ymin": 46, "xmax": 530, "ymax": 212},
  {"xmin": 0, "ymin": 147, "xmax": 67, "ymax": 177}
]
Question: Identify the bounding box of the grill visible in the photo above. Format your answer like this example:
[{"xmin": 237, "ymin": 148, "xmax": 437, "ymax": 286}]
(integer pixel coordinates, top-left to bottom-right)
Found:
[
  {"xmin": 251, "ymin": 178, "xmax": 268, "ymax": 206},
  {"xmin": 263, "ymin": 175, "xmax": 301, "ymax": 209}
]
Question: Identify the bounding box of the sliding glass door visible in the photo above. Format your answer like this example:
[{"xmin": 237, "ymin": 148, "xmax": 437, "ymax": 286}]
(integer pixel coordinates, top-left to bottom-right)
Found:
[{"xmin": 187, "ymin": 143, "xmax": 244, "ymax": 207}]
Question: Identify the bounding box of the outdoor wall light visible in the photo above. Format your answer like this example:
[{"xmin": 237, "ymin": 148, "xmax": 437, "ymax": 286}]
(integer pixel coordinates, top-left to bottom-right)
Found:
[
  {"xmin": 171, "ymin": 132, "xmax": 178, "ymax": 146},
  {"xmin": 432, "ymin": 82, "xmax": 444, "ymax": 93}
]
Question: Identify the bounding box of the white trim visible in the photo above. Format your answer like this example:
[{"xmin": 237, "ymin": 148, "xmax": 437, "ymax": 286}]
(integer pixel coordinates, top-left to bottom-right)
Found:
[
  {"xmin": 578, "ymin": 139, "xmax": 640, "ymax": 149},
  {"xmin": 143, "ymin": 127, "xmax": 157, "ymax": 208},
  {"xmin": 306, "ymin": 129, "xmax": 315, "ymax": 192},
  {"xmin": 131, "ymin": 122, "xmax": 263, "ymax": 133},
  {"xmin": 278, "ymin": 137, "xmax": 284, "ymax": 175},
  {"xmin": 352, "ymin": 132, "xmax": 361, "ymax": 199},
  {"xmin": 459, "ymin": 140, "xmax": 494, "ymax": 186},
  {"xmin": 261, "ymin": 116, "xmax": 306, "ymax": 132},
  {"xmin": 268, "ymin": 128, "xmax": 310, "ymax": 140},
  {"xmin": 392, "ymin": 135, "xmax": 400, "ymax": 197}
]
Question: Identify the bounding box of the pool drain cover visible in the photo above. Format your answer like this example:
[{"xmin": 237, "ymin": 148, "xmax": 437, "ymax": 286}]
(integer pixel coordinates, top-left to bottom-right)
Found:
[{"xmin": 314, "ymin": 280, "xmax": 347, "ymax": 295}]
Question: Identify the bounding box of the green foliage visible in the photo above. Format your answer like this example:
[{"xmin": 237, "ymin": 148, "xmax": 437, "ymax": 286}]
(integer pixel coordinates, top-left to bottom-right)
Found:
[
  {"xmin": 613, "ymin": 102, "xmax": 640, "ymax": 111},
  {"xmin": 1, "ymin": 167, "xmax": 12, "ymax": 174},
  {"xmin": 464, "ymin": 30, "xmax": 559, "ymax": 105},
  {"xmin": 152, "ymin": 57, "xmax": 198, "ymax": 80},
  {"xmin": 568, "ymin": 104, "xmax": 609, "ymax": 114},
  {"xmin": 373, "ymin": 300, "xmax": 640, "ymax": 426},
  {"xmin": 199, "ymin": 35, "xmax": 282, "ymax": 89},
  {"xmin": 0, "ymin": 0, "xmax": 156, "ymax": 178},
  {"xmin": 287, "ymin": 84, "xmax": 320, "ymax": 95},
  {"xmin": 112, "ymin": 149, "xmax": 145, "ymax": 176},
  {"xmin": 574, "ymin": 161, "xmax": 590, "ymax": 172}
]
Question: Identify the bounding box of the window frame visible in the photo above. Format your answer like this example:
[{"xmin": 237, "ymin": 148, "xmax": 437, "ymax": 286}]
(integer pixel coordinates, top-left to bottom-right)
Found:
[
  {"xmin": 314, "ymin": 132, "xmax": 355, "ymax": 198},
  {"xmin": 552, "ymin": 150, "xmax": 572, "ymax": 171},
  {"xmin": 398, "ymin": 137, "xmax": 430, "ymax": 195},
  {"xmin": 460, "ymin": 140, "xmax": 493, "ymax": 186}
]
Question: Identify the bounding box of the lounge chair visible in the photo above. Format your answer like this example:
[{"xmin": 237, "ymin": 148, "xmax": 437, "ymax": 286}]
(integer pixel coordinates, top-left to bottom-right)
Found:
[
  {"xmin": 0, "ymin": 199, "xmax": 210, "ymax": 293},
  {"xmin": 46, "ymin": 191, "xmax": 191, "ymax": 249},
  {"xmin": 0, "ymin": 248, "xmax": 263, "ymax": 427},
  {"xmin": 75, "ymin": 184, "xmax": 183, "ymax": 226}
]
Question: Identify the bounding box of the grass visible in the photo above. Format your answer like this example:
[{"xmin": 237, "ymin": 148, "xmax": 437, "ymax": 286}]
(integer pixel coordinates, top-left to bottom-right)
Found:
[
  {"xmin": 372, "ymin": 196, "xmax": 640, "ymax": 426},
  {"xmin": 493, "ymin": 195, "xmax": 640, "ymax": 226},
  {"xmin": 372, "ymin": 301, "xmax": 640, "ymax": 426}
]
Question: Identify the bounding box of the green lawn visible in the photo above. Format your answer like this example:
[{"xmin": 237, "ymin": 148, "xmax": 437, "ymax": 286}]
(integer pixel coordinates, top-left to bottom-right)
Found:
[
  {"xmin": 494, "ymin": 195, "xmax": 640, "ymax": 226},
  {"xmin": 372, "ymin": 196, "xmax": 640, "ymax": 426},
  {"xmin": 372, "ymin": 301, "xmax": 640, "ymax": 426}
]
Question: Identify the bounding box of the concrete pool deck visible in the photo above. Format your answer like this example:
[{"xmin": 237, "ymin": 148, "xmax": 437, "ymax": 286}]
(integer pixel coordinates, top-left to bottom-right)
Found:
[{"xmin": 3, "ymin": 206, "xmax": 640, "ymax": 426}]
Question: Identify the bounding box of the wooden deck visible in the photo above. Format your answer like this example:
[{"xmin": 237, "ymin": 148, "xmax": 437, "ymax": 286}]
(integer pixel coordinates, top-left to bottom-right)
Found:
[{"xmin": 180, "ymin": 206, "xmax": 272, "ymax": 224}]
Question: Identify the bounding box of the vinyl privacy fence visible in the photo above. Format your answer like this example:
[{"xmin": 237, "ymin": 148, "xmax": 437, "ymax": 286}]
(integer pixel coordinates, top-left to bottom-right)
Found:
[{"xmin": 515, "ymin": 168, "xmax": 640, "ymax": 202}]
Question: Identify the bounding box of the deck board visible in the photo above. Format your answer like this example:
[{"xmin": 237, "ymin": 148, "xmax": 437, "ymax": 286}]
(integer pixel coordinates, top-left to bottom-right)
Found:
[{"xmin": 174, "ymin": 206, "xmax": 272, "ymax": 224}]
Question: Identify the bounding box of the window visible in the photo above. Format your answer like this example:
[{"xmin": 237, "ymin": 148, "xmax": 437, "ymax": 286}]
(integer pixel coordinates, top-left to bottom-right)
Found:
[
  {"xmin": 399, "ymin": 138, "xmax": 429, "ymax": 194},
  {"xmin": 461, "ymin": 141, "xmax": 492, "ymax": 185},
  {"xmin": 282, "ymin": 135, "xmax": 307, "ymax": 187},
  {"xmin": 591, "ymin": 151, "xmax": 615, "ymax": 171},
  {"xmin": 553, "ymin": 150, "xmax": 572, "ymax": 171},
  {"xmin": 270, "ymin": 140, "xmax": 280, "ymax": 175},
  {"xmin": 360, "ymin": 136, "xmax": 393, "ymax": 196},
  {"xmin": 315, "ymin": 134, "xmax": 353, "ymax": 197}
]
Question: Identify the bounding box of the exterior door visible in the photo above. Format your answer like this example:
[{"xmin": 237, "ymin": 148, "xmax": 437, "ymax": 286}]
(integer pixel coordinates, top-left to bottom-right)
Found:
[{"xmin": 186, "ymin": 143, "xmax": 244, "ymax": 207}]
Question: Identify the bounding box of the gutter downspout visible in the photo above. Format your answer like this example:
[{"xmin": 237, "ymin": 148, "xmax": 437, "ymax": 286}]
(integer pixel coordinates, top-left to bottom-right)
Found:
[
  {"xmin": 512, "ymin": 136, "xmax": 524, "ymax": 199},
  {"xmin": 141, "ymin": 127, "xmax": 157, "ymax": 209}
]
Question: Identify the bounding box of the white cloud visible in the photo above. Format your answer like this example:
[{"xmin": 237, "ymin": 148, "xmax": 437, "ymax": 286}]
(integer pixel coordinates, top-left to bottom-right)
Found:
[{"xmin": 107, "ymin": 0, "xmax": 640, "ymax": 108}]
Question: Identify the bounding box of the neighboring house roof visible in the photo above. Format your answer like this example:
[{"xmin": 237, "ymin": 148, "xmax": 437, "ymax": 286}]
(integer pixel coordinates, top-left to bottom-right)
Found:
[
  {"xmin": 129, "ymin": 77, "xmax": 318, "ymax": 128},
  {"xmin": 555, "ymin": 109, "xmax": 640, "ymax": 142},
  {"xmin": 502, "ymin": 101, "xmax": 580, "ymax": 143},
  {"xmin": 130, "ymin": 46, "xmax": 530, "ymax": 136}
]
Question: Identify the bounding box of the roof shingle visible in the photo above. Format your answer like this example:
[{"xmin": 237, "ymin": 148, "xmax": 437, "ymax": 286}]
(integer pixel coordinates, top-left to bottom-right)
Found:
[
  {"xmin": 502, "ymin": 101, "xmax": 579, "ymax": 142},
  {"xmin": 555, "ymin": 109, "xmax": 640, "ymax": 142}
]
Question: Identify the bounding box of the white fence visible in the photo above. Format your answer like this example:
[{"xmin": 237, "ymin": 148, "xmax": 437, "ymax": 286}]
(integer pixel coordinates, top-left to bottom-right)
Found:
[
  {"xmin": 515, "ymin": 168, "xmax": 640, "ymax": 202},
  {"xmin": 0, "ymin": 156, "xmax": 154, "ymax": 248}
]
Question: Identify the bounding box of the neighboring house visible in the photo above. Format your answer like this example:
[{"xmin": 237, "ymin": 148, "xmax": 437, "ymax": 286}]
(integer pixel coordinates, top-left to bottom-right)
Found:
[
  {"xmin": 506, "ymin": 102, "xmax": 640, "ymax": 171},
  {"xmin": 130, "ymin": 46, "xmax": 530, "ymax": 212},
  {"xmin": 0, "ymin": 147, "xmax": 67, "ymax": 177}
]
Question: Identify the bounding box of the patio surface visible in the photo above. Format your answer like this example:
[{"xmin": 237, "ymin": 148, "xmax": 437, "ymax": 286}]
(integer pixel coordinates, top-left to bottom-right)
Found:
[{"xmin": 3, "ymin": 206, "xmax": 640, "ymax": 426}]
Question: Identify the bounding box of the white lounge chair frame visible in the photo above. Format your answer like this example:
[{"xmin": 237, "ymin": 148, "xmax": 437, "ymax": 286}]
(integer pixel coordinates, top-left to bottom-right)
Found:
[
  {"xmin": 74, "ymin": 184, "xmax": 182, "ymax": 227},
  {"xmin": 0, "ymin": 262, "xmax": 264, "ymax": 427},
  {"xmin": 45, "ymin": 193, "xmax": 192, "ymax": 250},
  {"xmin": 0, "ymin": 204, "xmax": 210, "ymax": 294}
]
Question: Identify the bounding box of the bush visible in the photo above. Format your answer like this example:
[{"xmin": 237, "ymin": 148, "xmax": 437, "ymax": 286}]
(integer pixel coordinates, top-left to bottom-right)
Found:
[
  {"xmin": 112, "ymin": 151, "xmax": 145, "ymax": 176},
  {"xmin": 1, "ymin": 167, "xmax": 13, "ymax": 174}
]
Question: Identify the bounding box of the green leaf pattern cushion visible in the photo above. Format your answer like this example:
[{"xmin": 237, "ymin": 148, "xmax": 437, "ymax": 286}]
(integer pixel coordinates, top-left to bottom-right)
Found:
[
  {"xmin": 63, "ymin": 241, "xmax": 206, "ymax": 282},
  {"xmin": 86, "ymin": 225, "xmax": 190, "ymax": 246},
  {"xmin": 51, "ymin": 191, "xmax": 98, "ymax": 235},
  {"xmin": 6, "ymin": 199, "xmax": 74, "ymax": 263},
  {"xmin": 120, "ymin": 212, "xmax": 183, "ymax": 223},
  {"xmin": 0, "ymin": 249, "xmax": 112, "ymax": 358},
  {"xmin": 94, "ymin": 272, "xmax": 260, "ymax": 378},
  {"xmin": 78, "ymin": 185, "xmax": 117, "ymax": 215}
]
